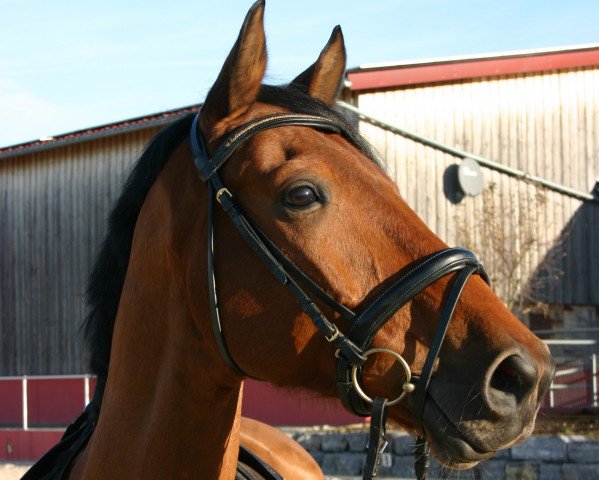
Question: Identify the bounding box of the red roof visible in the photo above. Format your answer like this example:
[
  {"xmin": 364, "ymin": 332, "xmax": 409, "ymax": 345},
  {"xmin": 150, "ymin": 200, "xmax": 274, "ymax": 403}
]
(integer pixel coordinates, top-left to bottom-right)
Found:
[
  {"xmin": 0, "ymin": 105, "xmax": 198, "ymax": 160},
  {"xmin": 347, "ymin": 44, "xmax": 599, "ymax": 91}
]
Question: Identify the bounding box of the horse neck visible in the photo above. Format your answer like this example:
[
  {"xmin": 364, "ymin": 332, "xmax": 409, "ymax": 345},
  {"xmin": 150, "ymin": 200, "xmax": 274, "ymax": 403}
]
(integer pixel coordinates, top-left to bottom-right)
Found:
[{"xmin": 78, "ymin": 144, "xmax": 244, "ymax": 479}]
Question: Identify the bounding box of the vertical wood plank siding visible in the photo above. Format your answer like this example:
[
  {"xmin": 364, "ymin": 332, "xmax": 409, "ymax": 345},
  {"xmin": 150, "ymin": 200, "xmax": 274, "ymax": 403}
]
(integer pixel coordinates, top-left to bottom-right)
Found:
[
  {"xmin": 355, "ymin": 67, "xmax": 599, "ymax": 307},
  {"xmin": 0, "ymin": 128, "xmax": 159, "ymax": 375}
]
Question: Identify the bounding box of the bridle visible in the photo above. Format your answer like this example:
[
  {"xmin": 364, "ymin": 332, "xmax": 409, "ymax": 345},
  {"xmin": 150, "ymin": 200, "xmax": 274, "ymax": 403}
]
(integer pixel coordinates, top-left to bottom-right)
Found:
[{"xmin": 190, "ymin": 111, "xmax": 489, "ymax": 480}]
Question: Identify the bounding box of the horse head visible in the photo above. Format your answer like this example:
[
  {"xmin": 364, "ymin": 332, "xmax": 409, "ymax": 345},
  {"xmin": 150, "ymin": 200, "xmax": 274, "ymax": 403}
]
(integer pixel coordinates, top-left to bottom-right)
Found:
[{"xmin": 190, "ymin": 1, "xmax": 554, "ymax": 470}]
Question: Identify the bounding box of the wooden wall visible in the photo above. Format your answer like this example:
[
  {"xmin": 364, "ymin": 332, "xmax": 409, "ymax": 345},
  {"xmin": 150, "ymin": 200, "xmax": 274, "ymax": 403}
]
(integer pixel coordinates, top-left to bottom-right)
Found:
[
  {"xmin": 354, "ymin": 66, "xmax": 599, "ymax": 308},
  {"xmin": 0, "ymin": 128, "xmax": 158, "ymax": 375}
]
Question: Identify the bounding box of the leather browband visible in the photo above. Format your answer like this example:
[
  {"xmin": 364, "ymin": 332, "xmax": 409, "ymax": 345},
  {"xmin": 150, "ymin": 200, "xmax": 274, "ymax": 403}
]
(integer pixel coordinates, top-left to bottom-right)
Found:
[{"xmin": 191, "ymin": 113, "xmax": 342, "ymax": 182}]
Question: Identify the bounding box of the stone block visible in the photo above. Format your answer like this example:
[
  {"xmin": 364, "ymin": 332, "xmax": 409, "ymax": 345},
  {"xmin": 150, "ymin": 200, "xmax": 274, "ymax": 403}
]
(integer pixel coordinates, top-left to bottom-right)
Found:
[
  {"xmin": 539, "ymin": 463, "xmax": 563, "ymax": 480},
  {"xmin": 478, "ymin": 460, "xmax": 506, "ymax": 480},
  {"xmin": 321, "ymin": 452, "xmax": 364, "ymax": 475},
  {"xmin": 391, "ymin": 455, "xmax": 415, "ymax": 478},
  {"xmin": 295, "ymin": 432, "xmax": 322, "ymax": 451},
  {"xmin": 321, "ymin": 433, "xmax": 348, "ymax": 452},
  {"xmin": 308, "ymin": 450, "xmax": 324, "ymax": 466},
  {"xmin": 567, "ymin": 440, "xmax": 599, "ymax": 463},
  {"xmin": 346, "ymin": 432, "xmax": 369, "ymax": 452},
  {"xmin": 562, "ymin": 463, "xmax": 599, "ymax": 480},
  {"xmin": 511, "ymin": 436, "xmax": 567, "ymax": 462},
  {"xmin": 505, "ymin": 462, "xmax": 539, "ymax": 480},
  {"xmin": 494, "ymin": 447, "xmax": 511, "ymax": 459},
  {"xmin": 393, "ymin": 434, "xmax": 416, "ymax": 455}
]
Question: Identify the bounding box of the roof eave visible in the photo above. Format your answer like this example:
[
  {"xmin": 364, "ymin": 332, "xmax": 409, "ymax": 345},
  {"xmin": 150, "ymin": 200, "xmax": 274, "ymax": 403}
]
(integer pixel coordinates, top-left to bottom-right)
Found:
[
  {"xmin": 346, "ymin": 44, "xmax": 599, "ymax": 91},
  {"xmin": 0, "ymin": 104, "xmax": 199, "ymax": 160}
]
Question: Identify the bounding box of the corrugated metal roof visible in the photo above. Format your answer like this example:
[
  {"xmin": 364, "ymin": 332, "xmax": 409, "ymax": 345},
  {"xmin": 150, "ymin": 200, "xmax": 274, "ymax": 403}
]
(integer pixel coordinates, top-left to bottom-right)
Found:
[{"xmin": 0, "ymin": 104, "xmax": 199, "ymax": 160}]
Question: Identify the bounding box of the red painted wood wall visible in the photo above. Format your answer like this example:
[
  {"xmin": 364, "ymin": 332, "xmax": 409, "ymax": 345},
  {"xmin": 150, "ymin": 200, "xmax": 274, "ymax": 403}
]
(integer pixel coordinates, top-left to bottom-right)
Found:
[{"xmin": 0, "ymin": 377, "xmax": 359, "ymax": 461}]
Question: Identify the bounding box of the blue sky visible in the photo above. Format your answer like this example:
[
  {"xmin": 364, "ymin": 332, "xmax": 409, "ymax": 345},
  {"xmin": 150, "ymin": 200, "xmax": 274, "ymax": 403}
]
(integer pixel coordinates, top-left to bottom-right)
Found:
[{"xmin": 1, "ymin": 0, "xmax": 598, "ymax": 147}]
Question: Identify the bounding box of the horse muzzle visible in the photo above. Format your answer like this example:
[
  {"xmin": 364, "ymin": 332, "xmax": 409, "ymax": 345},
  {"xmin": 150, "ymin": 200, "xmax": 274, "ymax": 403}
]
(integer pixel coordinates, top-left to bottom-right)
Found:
[{"xmin": 415, "ymin": 344, "xmax": 554, "ymax": 468}]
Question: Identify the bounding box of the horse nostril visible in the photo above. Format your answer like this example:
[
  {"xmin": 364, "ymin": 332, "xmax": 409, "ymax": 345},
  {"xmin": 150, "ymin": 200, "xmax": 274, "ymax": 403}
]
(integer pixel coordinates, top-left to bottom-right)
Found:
[{"xmin": 486, "ymin": 354, "xmax": 537, "ymax": 413}]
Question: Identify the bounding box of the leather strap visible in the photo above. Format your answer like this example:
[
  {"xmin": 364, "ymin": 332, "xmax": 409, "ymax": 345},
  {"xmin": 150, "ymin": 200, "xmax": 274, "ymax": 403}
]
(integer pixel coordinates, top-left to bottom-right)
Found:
[
  {"xmin": 363, "ymin": 397, "xmax": 389, "ymax": 480},
  {"xmin": 237, "ymin": 445, "xmax": 284, "ymax": 480},
  {"xmin": 207, "ymin": 182, "xmax": 246, "ymax": 375},
  {"xmin": 414, "ymin": 436, "xmax": 431, "ymax": 480},
  {"xmin": 192, "ymin": 113, "xmax": 343, "ymax": 182},
  {"xmin": 246, "ymin": 215, "xmax": 355, "ymax": 320},
  {"xmin": 335, "ymin": 250, "xmax": 488, "ymax": 417},
  {"xmin": 347, "ymin": 248, "xmax": 488, "ymax": 351},
  {"xmin": 216, "ymin": 188, "xmax": 366, "ymax": 367},
  {"xmin": 411, "ymin": 265, "xmax": 478, "ymax": 425}
]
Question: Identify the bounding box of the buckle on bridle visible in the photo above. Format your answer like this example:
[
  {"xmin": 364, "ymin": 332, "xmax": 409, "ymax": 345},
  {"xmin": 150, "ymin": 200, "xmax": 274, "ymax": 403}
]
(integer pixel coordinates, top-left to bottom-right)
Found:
[
  {"xmin": 325, "ymin": 324, "xmax": 340, "ymax": 342},
  {"xmin": 216, "ymin": 187, "xmax": 232, "ymax": 205}
]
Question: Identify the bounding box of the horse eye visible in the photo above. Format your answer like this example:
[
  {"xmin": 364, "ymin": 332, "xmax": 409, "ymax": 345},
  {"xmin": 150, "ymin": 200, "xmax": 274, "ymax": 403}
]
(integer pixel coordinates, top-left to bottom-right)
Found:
[{"xmin": 283, "ymin": 185, "xmax": 319, "ymax": 208}]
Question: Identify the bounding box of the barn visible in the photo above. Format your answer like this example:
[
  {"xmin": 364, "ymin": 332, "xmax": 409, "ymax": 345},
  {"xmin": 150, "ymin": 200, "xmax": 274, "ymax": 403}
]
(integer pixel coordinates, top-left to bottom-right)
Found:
[
  {"xmin": 345, "ymin": 44, "xmax": 599, "ymax": 325},
  {"xmin": 1, "ymin": 44, "xmax": 598, "ymax": 459}
]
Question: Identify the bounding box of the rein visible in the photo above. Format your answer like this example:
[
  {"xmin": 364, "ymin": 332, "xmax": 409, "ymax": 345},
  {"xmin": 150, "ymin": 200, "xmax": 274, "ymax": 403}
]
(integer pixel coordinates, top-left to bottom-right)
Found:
[{"xmin": 190, "ymin": 111, "xmax": 489, "ymax": 480}]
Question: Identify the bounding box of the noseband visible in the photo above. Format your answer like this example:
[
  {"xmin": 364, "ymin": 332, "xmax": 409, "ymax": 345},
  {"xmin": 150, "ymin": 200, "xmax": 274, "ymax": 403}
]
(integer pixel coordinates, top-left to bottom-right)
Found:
[{"xmin": 190, "ymin": 111, "xmax": 489, "ymax": 480}]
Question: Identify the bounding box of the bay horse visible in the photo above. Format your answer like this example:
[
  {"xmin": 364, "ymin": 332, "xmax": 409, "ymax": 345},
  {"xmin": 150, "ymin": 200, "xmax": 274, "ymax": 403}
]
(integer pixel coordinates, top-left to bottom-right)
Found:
[{"xmin": 24, "ymin": 1, "xmax": 553, "ymax": 479}]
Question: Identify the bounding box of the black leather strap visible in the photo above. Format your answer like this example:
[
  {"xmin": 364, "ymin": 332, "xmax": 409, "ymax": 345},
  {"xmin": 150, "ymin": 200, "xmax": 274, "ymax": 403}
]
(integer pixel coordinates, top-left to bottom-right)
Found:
[
  {"xmin": 238, "ymin": 445, "xmax": 284, "ymax": 480},
  {"xmin": 414, "ymin": 436, "xmax": 431, "ymax": 480},
  {"xmin": 193, "ymin": 113, "xmax": 343, "ymax": 182},
  {"xmin": 207, "ymin": 182, "xmax": 247, "ymax": 376},
  {"xmin": 347, "ymin": 248, "xmax": 488, "ymax": 351},
  {"xmin": 246, "ymin": 216, "xmax": 356, "ymax": 321},
  {"xmin": 335, "ymin": 250, "xmax": 488, "ymax": 417},
  {"xmin": 363, "ymin": 397, "xmax": 389, "ymax": 480},
  {"xmin": 411, "ymin": 265, "xmax": 478, "ymax": 425},
  {"xmin": 217, "ymin": 188, "xmax": 366, "ymax": 367}
]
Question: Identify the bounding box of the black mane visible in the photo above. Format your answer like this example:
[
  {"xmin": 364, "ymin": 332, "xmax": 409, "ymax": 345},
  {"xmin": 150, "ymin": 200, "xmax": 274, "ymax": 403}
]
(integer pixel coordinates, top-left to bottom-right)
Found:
[
  {"xmin": 83, "ymin": 114, "xmax": 194, "ymax": 401},
  {"xmin": 83, "ymin": 85, "xmax": 378, "ymax": 405}
]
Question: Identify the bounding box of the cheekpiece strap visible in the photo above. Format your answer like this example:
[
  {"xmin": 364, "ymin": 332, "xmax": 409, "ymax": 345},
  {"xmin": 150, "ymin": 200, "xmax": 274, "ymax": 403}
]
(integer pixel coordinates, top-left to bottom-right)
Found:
[
  {"xmin": 414, "ymin": 436, "xmax": 431, "ymax": 480},
  {"xmin": 363, "ymin": 397, "xmax": 389, "ymax": 480}
]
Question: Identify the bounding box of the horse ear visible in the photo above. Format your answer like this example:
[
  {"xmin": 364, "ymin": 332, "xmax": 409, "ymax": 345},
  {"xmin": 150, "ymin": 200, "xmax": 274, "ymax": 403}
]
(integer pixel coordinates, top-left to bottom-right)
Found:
[
  {"xmin": 201, "ymin": 0, "xmax": 267, "ymax": 130},
  {"xmin": 290, "ymin": 26, "xmax": 346, "ymax": 105}
]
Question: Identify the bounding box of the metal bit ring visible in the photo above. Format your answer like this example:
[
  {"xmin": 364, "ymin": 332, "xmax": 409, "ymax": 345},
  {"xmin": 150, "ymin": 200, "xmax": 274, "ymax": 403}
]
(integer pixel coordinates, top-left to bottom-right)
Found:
[{"xmin": 351, "ymin": 347, "xmax": 414, "ymax": 406}]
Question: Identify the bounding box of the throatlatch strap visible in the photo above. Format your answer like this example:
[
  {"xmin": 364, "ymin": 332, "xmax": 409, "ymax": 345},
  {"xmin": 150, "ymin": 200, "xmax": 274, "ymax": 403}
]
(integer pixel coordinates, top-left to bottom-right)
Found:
[
  {"xmin": 207, "ymin": 182, "xmax": 246, "ymax": 376},
  {"xmin": 363, "ymin": 397, "xmax": 389, "ymax": 480},
  {"xmin": 414, "ymin": 436, "xmax": 431, "ymax": 480}
]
